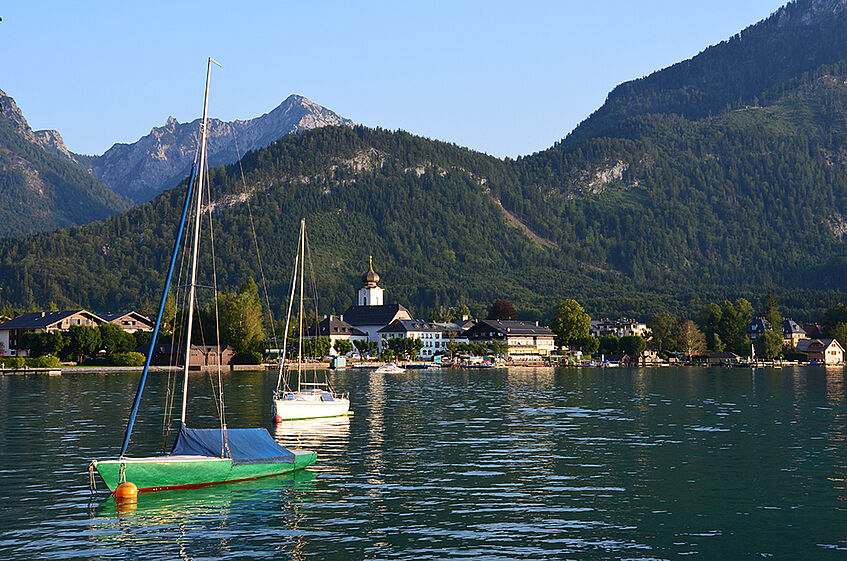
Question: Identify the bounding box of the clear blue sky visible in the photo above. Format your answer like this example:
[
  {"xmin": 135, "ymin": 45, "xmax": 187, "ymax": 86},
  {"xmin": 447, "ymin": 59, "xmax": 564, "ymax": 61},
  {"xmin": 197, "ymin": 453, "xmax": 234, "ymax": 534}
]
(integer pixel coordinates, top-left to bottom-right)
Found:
[{"xmin": 1, "ymin": 1, "xmax": 787, "ymax": 158}]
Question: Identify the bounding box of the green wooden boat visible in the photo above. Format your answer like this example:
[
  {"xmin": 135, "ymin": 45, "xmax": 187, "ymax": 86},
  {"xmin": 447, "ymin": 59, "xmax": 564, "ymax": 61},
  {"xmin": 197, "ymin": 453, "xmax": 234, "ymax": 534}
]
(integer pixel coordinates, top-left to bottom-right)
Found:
[
  {"xmin": 89, "ymin": 58, "xmax": 315, "ymax": 493},
  {"xmin": 93, "ymin": 449, "xmax": 317, "ymax": 493}
]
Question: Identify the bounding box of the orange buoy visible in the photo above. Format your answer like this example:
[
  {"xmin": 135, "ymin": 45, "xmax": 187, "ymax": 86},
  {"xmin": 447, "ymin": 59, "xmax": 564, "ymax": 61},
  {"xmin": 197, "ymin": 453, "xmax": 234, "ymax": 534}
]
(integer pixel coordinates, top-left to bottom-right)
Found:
[{"xmin": 115, "ymin": 481, "xmax": 138, "ymax": 502}]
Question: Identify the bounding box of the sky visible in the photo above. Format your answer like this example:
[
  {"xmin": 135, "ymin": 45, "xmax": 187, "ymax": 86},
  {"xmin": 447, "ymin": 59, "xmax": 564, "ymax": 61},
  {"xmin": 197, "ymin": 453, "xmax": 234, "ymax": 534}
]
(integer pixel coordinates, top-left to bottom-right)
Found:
[{"xmin": 1, "ymin": 1, "xmax": 788, "ymax": 159}]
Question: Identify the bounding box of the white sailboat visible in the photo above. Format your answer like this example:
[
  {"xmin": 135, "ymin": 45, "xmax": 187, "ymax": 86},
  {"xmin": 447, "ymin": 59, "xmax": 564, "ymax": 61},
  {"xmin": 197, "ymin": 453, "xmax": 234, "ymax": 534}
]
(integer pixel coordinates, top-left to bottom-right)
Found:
[{"xmin": 272, "ymin": 218, "xmax": 351, "ymax": 422}]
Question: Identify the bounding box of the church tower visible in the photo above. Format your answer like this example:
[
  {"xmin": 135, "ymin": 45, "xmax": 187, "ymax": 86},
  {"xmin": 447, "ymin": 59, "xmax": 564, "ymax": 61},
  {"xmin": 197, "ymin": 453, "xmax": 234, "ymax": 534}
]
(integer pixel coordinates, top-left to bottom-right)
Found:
[{"xmin": 358, "ymin": 256, "xmax": 384, "ymax": 306}]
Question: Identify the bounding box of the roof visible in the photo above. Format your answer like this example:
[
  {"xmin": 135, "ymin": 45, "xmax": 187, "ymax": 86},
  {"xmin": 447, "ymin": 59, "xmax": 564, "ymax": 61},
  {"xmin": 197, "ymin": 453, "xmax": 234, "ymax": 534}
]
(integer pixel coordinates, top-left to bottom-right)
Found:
[
  {"xmin": 0, "ymin": 310, "xmax": 103, "ymax": 330},
  {"xmin": 465, "ymin": 319, "xmax": 554, "ymax": 337},
  {"xmin": 796, "ymin": 338, "xmax": 843, "ymax": 353},
  {"xmin": 781, "ymin": 319, "xmax": 806, "ymax": 335},
  {"xmin": 342, "ymin": 304, "xmax": 412, "ymax": 327},
  {"xmin": 746, "ymin": 317, "xmax": 768, "ymax": 334},
  {"xmin": 803, "ymin": 324, "xmax": 825, "ymax": 338},
  {"xmin": 98, "ymin": 311, "xmax": 154, "ymax": 324},
  {"xmin": 306, "ymin": 316, "xmax": 367, "ymax": 337},
  {"xmin": 379, "ymin": 319, "xmax": 441, "ymax": 334},
  {"xmin": 432, "ymin": 321, "xmax": 468, "ymax": 334}
]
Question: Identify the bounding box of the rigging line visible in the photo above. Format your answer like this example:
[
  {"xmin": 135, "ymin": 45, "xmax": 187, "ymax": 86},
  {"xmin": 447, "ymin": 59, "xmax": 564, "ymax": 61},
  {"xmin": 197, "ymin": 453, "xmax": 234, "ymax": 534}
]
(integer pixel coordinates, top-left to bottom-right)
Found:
[
  {"xmin": 163, "ymin": 172, "xmax": 195, "ymax": 443},
  {"xmin": 276, "ymin": 248, "xmax": 300, "ymax": 395},
  {"xmin": 204, "ymin": 162, "xmax": 227, "ymax": 436},
  {"xmin": 218, "ymin": 67, "xmax": 278, "ymax": 350}
]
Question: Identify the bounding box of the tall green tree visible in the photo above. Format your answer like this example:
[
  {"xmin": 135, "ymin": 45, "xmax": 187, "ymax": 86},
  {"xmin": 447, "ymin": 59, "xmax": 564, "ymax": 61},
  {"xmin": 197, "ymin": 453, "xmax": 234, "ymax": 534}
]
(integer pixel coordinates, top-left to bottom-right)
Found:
[
  {"xmin": 333, "ymin": 339, "xmax": 354, "ymax": 356},
  {"xmin": 755, "ymin": 329, "xmax": 784, "ymax": 360},
  {"xmin": 353, "ymin": 339, "xmax": 377, "ymax": 358},
  {"xmin": 762, "ymin": 292, "xmax": 782, "ymax": 328},
  {"xmin": 599, "ymin": 335, "xmax": 619, "ymax": 355},
  {"xmin": 830, "ymin": 322, "xmax": 847, "ymax": 352},
  {"xmin": 217, "ymin": 278, "xmax": 266, "ymax": 354},
  {"xmin": 551, "ymin": 299, "xmax": 591, "ymax": 349},
  {"xmin": 648, "ymin": 312, "xmax": 678, "ymax": 353},
  {"xmin": 67, "ymin": 324, "xmax": 101, "ymax": 364},
  {"xmin": 619, "ymin": 335, "xmax": 647, "ymax": 358}
]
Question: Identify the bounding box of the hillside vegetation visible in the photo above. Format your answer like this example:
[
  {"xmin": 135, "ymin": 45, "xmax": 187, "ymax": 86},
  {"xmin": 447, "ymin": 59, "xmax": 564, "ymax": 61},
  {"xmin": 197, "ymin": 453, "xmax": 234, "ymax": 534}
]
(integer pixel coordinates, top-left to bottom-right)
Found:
[{"xmin": 2, "ymin": 0, "xmax": 847, "ymax": 321}]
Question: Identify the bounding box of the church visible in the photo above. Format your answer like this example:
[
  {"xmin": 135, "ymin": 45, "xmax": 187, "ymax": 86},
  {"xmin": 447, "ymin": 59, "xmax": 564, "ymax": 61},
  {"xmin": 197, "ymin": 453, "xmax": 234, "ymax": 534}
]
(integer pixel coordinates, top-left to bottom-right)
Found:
[{"xmin": 341, "ymin": 257, "xmax": 412, "ymax": 344}]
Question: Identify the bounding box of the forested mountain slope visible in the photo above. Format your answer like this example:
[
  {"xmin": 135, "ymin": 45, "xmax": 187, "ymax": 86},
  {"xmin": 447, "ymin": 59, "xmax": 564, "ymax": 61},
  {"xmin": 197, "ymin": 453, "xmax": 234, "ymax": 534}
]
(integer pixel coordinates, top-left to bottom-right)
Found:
[{"xmin": 2, "ymin": 0, "xmax": 847, "ymax": 321}]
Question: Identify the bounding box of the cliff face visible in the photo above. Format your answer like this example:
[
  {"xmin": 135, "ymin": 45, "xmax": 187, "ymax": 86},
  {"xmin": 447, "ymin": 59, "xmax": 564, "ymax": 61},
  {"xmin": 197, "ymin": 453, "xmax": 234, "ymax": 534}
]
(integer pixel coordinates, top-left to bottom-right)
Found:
[
  {"xmin": 81, "ymin": 94, "xmax": 353, "ymax": 202},
  {"xmin": 0, "ymin": 88, "xmax": 132, "ymax": 237}
]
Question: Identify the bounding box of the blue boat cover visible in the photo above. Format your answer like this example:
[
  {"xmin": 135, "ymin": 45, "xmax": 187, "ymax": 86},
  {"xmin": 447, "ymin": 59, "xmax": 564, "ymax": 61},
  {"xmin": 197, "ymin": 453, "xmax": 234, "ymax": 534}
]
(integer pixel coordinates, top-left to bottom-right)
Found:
[{"xmin": 170, "ymin": 426, "xmax": 295, "ymax": 466}]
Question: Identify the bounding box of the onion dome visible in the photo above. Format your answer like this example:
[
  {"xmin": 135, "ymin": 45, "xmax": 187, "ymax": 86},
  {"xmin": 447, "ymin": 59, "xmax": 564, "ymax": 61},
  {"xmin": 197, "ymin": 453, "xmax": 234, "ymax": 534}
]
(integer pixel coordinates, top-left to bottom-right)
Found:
[{"xmin": 362, "ymin": 255, "xmax": 380, "ymax": 286}]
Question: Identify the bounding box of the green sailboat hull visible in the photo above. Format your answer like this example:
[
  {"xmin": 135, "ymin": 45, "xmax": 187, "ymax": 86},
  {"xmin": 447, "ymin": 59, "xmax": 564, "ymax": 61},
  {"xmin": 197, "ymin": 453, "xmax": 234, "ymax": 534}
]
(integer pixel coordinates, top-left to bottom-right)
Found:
[{"xmin": 93, "ymin": 451, "xmax": 317, "ymax": 493}]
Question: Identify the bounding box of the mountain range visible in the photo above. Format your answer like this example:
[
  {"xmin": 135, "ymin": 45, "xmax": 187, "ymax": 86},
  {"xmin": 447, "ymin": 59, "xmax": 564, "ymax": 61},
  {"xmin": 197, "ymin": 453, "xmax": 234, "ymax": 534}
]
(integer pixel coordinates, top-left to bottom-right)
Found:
[
  {"xmin": 1, "ymin": 0, "xmax": 846, "ymax": 322},
  {"xmin": 0, "ymin": 91, "xmax": 352, "ymax": 236},
  {"xmin": 74, "ymin": 94, "xmax": 352, "ymax": 203}
]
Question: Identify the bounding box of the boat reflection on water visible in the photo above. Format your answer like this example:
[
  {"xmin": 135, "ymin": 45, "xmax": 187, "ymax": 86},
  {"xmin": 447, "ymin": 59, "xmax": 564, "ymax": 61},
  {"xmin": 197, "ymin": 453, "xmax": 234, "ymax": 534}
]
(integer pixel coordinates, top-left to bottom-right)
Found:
[
  {"xmin": 272, "ymin": 414, "xmax": 352, "ymax": 455},
  {"xmin": 94, "ymin": 469, "xmax": 317, "ymax": 519}
]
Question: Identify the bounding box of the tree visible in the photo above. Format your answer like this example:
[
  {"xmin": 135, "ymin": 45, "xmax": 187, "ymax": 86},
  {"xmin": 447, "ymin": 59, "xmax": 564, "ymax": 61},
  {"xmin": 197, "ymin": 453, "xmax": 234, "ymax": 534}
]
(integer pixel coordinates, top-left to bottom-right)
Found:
[
  {"xmin": 445, "ymin": 341, "xmax": 462, "ymax": 358},
  {"xmin": 489, "ymin": 340, "xmax": 509, "ymax": 358},
  {"xmin": 762, "ymin": 292, "xmax": 782, "ymax": 328},
  {"xmin": 333, "ymin": 339, "xmax": 354, "ymax": 356},
  {"xmin": 755, "ymin": 329, "xmax": 783, "ymax": 360},
  {"xmin": 599, "ymin": 335, "xmax": 619, "ymax": 355},
  {"xmin": 580, "ymin": 335, "xmax": 599, "ymax": 356},
  {"xmin": 302, "ymin": 336, "xmax": 331, "ymax": 359},
  {"xmin": 698, "ymin": 299, "xmax": 752, "ymax": 354},
  {"xmin": 487, "ymin": 299, "xmax": 517, "ymax": 320},
  {"xmin": 67, "ymin": 324, "xmax": 101, "ymax": 364},
  {"xmin": 353, "ymin": 339, "xmax": 376, "ymax": 358},
  {"xmin": 99, "ymin": 323, "xmax": 134, "ymax": 356},
  {"xmin": 648, "ymin": 313, "xmax": 678, "ymax": 352},
  {"xmin": 217, "ymin": 278, "xmax": 266, "ymax": 354},
  {"xmin": 619, "ymin": 335, "xmax": 646, "ymax": 358},
  {"xmin": 551, "ymin": 299, "xmax": 591, "ymax": 349},
  {"xmin": 386, "ymin": 337, "xmax": 423, "ymax": 360},
  {"xmin": 677, "ymin": 319, "xmax": 705, "ymax": 359},
  {"xmin": 822, "ymin": 304, "xmax": 847, "ymax": 335},
  {"xmin": 19, "ymin": 332, "xmax": 49, "ymax": 356},
  {"xmin": 830, "ymin": 322, "xmax": 847, "ymax": 352}
]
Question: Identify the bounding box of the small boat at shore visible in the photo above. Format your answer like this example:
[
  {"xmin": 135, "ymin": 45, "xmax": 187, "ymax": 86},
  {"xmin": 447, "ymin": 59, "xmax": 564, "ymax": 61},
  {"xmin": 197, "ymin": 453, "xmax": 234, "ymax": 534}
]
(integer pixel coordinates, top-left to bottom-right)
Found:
[{"xmin": 374, "ymin": 362, "xmax": 405, "ymax": 374}]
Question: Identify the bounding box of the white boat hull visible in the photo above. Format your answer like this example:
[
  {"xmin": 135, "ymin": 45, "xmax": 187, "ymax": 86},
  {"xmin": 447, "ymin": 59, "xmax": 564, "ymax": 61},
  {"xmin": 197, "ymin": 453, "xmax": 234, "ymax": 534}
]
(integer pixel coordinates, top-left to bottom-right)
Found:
[{"xmin": 273, "ymin": 395, "xmax": 350, "ymax": 421}]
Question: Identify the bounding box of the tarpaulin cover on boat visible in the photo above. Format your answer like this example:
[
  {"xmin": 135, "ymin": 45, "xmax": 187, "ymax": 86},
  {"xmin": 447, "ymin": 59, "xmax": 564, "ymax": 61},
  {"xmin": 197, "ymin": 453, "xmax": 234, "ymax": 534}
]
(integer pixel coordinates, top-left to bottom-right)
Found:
[{"xmin": 170, "ymin": 426, "xmax": 295, "ymax": 465}]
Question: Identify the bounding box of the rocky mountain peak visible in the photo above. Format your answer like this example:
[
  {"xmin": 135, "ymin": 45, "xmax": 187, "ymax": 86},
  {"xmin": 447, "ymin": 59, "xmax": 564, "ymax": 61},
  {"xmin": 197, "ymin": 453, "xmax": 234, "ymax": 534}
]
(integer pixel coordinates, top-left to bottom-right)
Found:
[
  {"xmin": 82, "ymin": 94, "xmax": 353, "ymax": 203},
  {"xmin": 0, "ymin": 88, "xmax": 76, "ymax": 162}
]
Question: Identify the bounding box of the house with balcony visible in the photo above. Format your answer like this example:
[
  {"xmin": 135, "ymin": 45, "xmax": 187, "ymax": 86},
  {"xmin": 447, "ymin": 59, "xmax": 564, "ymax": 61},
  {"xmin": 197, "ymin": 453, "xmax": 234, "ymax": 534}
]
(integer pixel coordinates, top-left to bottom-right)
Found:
[
  {"xmin": 0, "ymin": 310, "xmax": 104, "ymax": 356},
  {"xmin": 462, "ymin": 319, "xmax": 555, "ymax": 358},
  {"xmin": 98, "ymin": 311, "xmax": 155, "ymax": 333}
]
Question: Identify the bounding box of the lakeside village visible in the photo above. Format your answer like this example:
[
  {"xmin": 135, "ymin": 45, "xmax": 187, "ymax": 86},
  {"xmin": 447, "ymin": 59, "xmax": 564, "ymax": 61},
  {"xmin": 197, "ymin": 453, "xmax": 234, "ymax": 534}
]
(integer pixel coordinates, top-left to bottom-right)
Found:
[{"xmin": 0, "ymin": 260, "xmax": 846, "ymax": 371}]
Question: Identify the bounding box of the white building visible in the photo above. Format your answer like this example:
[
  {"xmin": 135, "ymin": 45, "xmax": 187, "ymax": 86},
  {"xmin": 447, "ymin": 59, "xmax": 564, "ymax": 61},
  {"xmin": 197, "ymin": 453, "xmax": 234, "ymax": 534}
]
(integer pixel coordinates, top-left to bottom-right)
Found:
[
  {"xmin": 590, "ymin": 318, "xmax": 649, "ymax": 339},
  {"xmin": 342, "ymin": 258, "xmax": 412, "ymax": 344}
]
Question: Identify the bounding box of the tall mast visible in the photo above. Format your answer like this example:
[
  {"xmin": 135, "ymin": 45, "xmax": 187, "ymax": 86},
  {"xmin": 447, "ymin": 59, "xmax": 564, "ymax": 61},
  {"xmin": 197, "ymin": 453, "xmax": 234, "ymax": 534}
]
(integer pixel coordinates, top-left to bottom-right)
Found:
[
  {"xmin": 297, "ymin": 218, "xmax": 305, "ymax": 392},
  {"xmin": 181, "ymin": 57, "xmax": 216, "ymax": 424}
]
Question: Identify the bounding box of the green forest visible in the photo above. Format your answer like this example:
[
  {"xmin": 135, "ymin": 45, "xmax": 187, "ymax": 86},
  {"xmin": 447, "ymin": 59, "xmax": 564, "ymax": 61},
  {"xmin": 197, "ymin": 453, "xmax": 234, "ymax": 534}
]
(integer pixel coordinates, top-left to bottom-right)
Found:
[{"xmin": 2, "ymin": 0, "xmax": 847, "ymax": 324}]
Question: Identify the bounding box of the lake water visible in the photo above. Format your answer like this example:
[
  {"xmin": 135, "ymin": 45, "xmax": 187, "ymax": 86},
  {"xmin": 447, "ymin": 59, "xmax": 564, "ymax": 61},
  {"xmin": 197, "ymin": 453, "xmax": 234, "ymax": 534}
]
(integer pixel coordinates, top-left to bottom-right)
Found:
[{"xmin": 1, "ymin": 366, "xmax": 846, "ymax": 560}]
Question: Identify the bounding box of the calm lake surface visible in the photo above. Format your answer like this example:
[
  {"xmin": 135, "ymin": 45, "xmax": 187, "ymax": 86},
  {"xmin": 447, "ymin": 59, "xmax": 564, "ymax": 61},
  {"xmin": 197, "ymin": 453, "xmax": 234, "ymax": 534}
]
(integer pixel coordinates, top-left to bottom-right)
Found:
[{"xmin": 1, "ymin": 366, "xmax": 846, "ymax": 560}]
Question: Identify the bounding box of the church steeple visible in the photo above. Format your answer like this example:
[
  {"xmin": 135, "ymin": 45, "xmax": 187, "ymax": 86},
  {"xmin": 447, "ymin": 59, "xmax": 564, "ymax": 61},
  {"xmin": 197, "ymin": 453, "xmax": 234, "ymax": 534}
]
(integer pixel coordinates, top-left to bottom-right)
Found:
[
  {"xmin": 362, "ymin": 255, "xmax": 380, "ymax": 287},
  {"xmin": 358, "ymin": 256, "xmax": 384, "ymax": 306}
]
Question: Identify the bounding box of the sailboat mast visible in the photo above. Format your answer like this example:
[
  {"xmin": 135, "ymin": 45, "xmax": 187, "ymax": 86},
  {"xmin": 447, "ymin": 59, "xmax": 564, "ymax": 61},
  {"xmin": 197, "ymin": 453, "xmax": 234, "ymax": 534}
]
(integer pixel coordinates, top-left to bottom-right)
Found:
[
  {"xmin": 297, "ymin": 218, "xmax": 305, "ymax": 392},
  {"xmin": 180, "ymin": 57, "xmax": 215, "ymax": 424}
]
